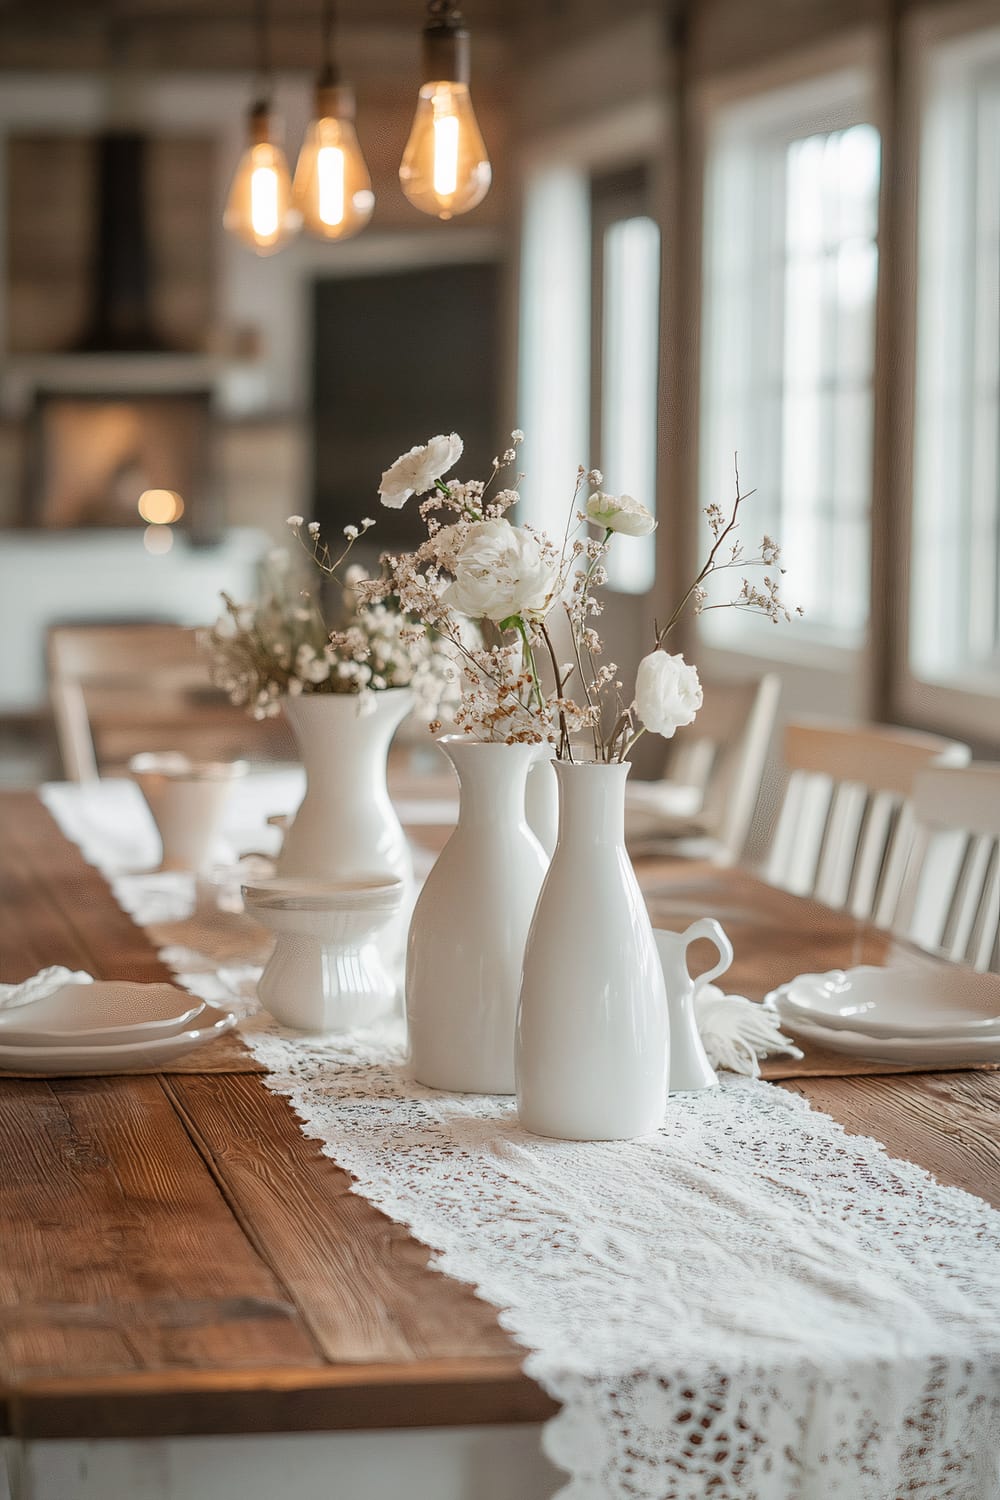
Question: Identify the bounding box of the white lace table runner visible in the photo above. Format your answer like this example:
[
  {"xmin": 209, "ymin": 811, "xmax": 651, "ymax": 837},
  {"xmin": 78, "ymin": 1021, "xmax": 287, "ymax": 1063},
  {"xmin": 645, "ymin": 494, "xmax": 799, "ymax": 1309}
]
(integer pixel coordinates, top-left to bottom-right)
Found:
[{"xmin": 42, "ymin": 781, "xmax": 1000, "ymax": 1500}]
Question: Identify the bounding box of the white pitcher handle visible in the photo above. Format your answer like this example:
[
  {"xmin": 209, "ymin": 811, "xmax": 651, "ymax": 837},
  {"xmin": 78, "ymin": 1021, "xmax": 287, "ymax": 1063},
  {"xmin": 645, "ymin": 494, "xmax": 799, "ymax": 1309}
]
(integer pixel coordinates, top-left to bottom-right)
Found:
[{"xmin": 681, "ymin": 918, "xmax": 734, "ymax": 991}]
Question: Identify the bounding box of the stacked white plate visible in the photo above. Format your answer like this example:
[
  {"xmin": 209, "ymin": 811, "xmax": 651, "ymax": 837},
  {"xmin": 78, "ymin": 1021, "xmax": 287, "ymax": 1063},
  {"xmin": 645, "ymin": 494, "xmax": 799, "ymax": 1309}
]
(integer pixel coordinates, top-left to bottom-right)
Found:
[
  {"xmin": 765, "ymin": 965, "xmax": 1000, "ymax": 1064},
  {"xmin": 0, "ymin": 979, "xmax": 236, "ymax": 1073}
]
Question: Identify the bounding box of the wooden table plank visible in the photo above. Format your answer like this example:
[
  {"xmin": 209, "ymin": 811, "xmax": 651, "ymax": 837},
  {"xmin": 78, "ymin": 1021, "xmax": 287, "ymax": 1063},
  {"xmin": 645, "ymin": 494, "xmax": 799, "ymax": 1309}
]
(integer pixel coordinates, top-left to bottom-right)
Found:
[
  {"xmin": 0, "ymin": 1075, "xmax": 321, "ymax": 1386},
  {"xmin": 0, "ymin": 792, "xmax": 173, "ymax": 987},
  {"xmin": 0, "ymin": 791, "xmax": 553, "ymax": 1440},
  {"xmin": 164, "ymin": 1073, "xmax": 523, "ymax": 1366},
  {"xmin": 6, "ymin": 1359, "xmax": 553, "ymax": 1441}
]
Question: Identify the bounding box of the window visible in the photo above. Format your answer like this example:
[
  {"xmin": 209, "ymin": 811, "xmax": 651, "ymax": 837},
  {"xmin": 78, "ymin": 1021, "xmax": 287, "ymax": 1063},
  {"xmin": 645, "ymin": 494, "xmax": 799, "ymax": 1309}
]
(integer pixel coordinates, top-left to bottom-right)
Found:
[
  {"xmin": 592, "ymin": 168, "xmax": 661, "ymax": 593},
  {"xmin": 518, "ymin": 160, "xmax": 661, "ymax": 595},
  {"xmin": 699, "ymin": 71, "xmax": 880, "ymax": 650},
  {"xmin": 517, "ymin": 166, "xmax": 591, "ymax": 536},
  {"xmin": 909, "ymin": 29, "xmax": 1000, "ymax": 692}
]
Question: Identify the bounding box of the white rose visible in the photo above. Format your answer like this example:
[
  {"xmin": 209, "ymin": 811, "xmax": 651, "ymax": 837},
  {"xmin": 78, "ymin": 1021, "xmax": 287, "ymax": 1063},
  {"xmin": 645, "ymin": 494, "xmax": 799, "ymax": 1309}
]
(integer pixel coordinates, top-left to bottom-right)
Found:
[
  {"xmin": 585, "ymin": 492, "xmax": 657, "ymax": 537},
  {"xmin": 442, "ymin": 519, "xmax": 558, "ymax": 624},
  {"xmin": 378, "ymin": 433, "xmax": 464, "ymax": 508},
  {"xmin": 634, "ymin": 651, "xmax": 702, "ymax": 739}
]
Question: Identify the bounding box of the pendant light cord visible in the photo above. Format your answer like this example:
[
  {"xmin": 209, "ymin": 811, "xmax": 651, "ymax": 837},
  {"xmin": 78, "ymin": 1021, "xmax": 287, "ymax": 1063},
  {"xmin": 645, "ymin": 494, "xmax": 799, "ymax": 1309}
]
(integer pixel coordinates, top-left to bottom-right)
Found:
[
  {"xmin": 321, "ymin": 0, "xmax": 339, "ymax": 85},
  {"xmin": 254, "ymin": 0, "xmax": 271, "ymax": 109}
]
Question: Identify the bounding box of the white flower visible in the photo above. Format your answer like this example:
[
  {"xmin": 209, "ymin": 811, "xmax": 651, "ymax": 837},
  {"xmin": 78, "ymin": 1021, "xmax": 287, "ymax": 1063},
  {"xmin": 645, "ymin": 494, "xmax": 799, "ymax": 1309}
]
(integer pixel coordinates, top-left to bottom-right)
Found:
[
  {"xmin": 378, "ymin": 433, "xmax": 463, "ymax": 509},
  {"xmin": 343, "ymin": 525, "xmax": 359, "ymax": 540},
  {"xmin": 286, "ymin": 515, "xmax": 304, "ymax": 528},
  {"xmin": 295, "ymin": 643, "xmax": 331, "ymax": 684},
  {"xmin": 307, "ymin": 521, "xmax": 320, "ymax": 536},
  {"xmin": 586, "ymin": 492, "xmax": 657, "ymax": 537},
  {"xmin": 634, "ymin": 651, "xmax": 702, "ymax": 739},
  {"xmin": 442, "ymin": 519, "xmax": 558, "ymax": 624}
]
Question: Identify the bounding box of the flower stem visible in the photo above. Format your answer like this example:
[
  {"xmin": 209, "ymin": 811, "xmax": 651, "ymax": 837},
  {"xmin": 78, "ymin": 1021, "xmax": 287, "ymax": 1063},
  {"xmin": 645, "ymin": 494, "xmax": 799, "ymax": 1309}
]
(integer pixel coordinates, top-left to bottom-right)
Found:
[{"xmin": 514, "ymin": 617, "xmax": 546, "ymax": 715}]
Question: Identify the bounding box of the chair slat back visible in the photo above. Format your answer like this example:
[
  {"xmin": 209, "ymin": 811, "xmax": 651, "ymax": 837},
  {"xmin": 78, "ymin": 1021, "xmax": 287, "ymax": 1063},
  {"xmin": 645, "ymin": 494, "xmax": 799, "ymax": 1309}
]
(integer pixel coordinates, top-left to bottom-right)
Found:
[
  {"xmin": 665, "ymin": 673, "xmax": 781, "ymax": 864},
  {"xmin": 767, "ymin": 719, "xmax": 970, "ymax": 924},
  {"xmin": 896, "ymin": 765, "xmax": 1000, "ymax": 972},
  {"xmin": 48, "ymin": 623, "xmax": 214, "ymax": 782}
]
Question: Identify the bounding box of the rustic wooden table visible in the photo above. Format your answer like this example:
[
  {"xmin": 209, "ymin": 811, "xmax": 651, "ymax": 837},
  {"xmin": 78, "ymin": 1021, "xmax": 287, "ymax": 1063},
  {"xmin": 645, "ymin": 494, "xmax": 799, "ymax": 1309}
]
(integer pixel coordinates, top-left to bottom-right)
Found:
[{"xmin": 1, "ymin": 788, "xmax": 998, "ymax": 1500}]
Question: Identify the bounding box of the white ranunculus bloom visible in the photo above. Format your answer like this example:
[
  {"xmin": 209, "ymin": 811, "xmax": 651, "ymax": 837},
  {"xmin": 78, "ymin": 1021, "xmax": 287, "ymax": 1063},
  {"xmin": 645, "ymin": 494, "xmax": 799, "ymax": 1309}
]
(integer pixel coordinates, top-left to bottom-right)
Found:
[
  {"xmin": 634, "ymin": 650, "xmax": 703, "ymax": 739},
  {"xmin": 585, "ymin": 492, "xmax": 657, "ymax": 537},
  {"xmin": 378, "ymin": 433, "xmax": 464, "ymax": 509},
  {"xmin": 442, "ymin": 519, "xmax": 558, "ymax": 624}
]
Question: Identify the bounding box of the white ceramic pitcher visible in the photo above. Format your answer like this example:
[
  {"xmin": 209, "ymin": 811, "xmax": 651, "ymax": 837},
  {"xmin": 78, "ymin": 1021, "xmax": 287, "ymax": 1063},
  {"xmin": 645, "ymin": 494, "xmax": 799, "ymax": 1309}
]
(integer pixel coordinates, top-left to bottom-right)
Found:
[{"xmin": 653, "ymin": 919, "xmax": 733, "ymax": 1092}]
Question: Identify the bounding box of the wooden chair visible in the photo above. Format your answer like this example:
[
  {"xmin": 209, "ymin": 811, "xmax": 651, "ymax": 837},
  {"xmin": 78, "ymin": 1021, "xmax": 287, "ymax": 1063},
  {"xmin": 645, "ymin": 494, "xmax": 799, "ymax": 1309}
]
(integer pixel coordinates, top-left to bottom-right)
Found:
[
  {"xmin": 625, "ymin": 673, "xmax": 782, "ymax": 864},
  {"xmin": 765, "ymin": 718, "xmax": 971, "ymax": 923},
  {"xmin": 894, "ymin": 764, "xmax": 1000, "ymax": 972},
  {"xmin": 47, "ymin": 623, "xmax": 291, "ymax": 782}
]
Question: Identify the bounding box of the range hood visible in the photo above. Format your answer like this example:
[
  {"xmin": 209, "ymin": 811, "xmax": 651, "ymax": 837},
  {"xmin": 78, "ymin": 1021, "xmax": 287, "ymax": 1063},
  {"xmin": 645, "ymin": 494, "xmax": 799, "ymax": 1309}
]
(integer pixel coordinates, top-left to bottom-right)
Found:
[{"xmin": 73, "ymin": 131, "xmax": 170, "ymax": 354}]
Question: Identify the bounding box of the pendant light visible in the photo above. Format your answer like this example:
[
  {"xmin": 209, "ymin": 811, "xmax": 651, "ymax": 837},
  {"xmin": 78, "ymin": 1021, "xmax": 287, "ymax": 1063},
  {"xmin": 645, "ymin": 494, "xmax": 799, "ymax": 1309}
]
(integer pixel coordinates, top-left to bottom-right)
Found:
[
  {"xmin": 293, "ymin": 0, "xmax": 374, "ymax": 240},
  {"xmin": 224, "ymin": 0, "xmax": 299, "ymax": 255},
  {"xmin": 399, "ymin": 0, "xmax": 491, "ymax": 221}
]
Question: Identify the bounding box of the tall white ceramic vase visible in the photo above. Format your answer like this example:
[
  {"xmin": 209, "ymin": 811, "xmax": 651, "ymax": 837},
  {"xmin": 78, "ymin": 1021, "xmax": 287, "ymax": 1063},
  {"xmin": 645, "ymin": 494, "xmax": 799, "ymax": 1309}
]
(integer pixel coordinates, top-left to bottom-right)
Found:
[
  {"xmin": 406, "ymin": 739, "xmax": 547, "ymax": 1093},
  {"xmin": 278, "ymin": 692, "xmax": 415, "ymax": 952},
  {"xmin": 516, "ymin": 760, "xmax": 669, "ymax": 1139}
]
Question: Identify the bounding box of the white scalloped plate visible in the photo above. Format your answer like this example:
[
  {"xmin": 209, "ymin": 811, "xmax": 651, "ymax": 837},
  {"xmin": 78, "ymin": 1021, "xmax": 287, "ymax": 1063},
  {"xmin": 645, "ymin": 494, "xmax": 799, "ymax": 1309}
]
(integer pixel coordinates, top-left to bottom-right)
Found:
[
  {"xmin": 764, "ymin": 1008, "xmax": 1000, "ymax": 1065},
  {"xmin": 767, "ymin": 965, "xmax": 1000, "ymax": 1041},
  {"xmin": 0, "ymin": 981, "xmax": 205, "ymax": 1048},
  {"xmin": 0, "ymin": 1004, "xmax": 236, "ymax": 1074}
]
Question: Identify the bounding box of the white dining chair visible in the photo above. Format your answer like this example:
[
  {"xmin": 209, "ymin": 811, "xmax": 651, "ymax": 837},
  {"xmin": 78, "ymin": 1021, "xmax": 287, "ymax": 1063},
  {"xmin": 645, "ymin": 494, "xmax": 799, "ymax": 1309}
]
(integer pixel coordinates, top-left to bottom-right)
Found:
[
  {"xmin": 765, "ymin": 719, "xmax": 971, "ymax": 922},
  {"xmin": 625, "ymin": 673, "xmax": 781, "ymax": 864},
  {"xmin": 895, "ymin": 764, "xmax": 1000, "ymax": 972},
  {"xmin": 47, "ymin": 622, "xmax": 290, "ymax": 782}
]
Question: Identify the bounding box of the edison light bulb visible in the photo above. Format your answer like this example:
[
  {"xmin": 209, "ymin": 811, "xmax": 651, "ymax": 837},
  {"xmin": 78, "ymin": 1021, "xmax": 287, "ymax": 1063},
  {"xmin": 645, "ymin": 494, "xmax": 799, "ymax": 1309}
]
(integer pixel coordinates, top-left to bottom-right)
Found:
[
  {"xmin": 293, "ymin": 84, "xmax": 374, "ymax": 241},
  {"xmin": 224, "ymin": 105, "xmax": 299, "ymax": 255},
  {"xmin": 400, "ymin": 80, "xmax": 490, "ymax": 220}
]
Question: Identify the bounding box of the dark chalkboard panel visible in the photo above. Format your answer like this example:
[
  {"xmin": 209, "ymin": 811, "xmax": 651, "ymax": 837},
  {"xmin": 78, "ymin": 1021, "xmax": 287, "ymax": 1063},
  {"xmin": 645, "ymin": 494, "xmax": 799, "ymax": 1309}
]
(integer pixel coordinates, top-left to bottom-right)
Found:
[{"xmin": 312, "ymin": 261, "xmax": 502, "ymax": 551}]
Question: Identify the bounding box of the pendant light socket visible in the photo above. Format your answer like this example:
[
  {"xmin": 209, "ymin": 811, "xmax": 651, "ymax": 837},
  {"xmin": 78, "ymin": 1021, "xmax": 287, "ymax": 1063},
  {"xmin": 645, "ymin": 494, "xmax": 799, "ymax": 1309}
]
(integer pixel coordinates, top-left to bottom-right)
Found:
[
  {"xmin": 422, "ymin": 3, "xmax": 470, "ymax": 85},
  {"xmin": 248, "ymin": 100, "xmax": 274, "ymax": 146},
  {"xmin": 315, "ymin": 77, "xmax": 356, "ymax": 121}
]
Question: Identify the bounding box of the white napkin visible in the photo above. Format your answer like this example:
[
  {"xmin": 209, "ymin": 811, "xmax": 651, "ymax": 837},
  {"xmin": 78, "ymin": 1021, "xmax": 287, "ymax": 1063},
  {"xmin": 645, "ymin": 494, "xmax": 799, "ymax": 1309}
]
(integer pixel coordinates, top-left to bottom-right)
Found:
[
  {"xmin": 0, "ymin": 967, "xmax": 94, "ymax": 1012},
  {"xmin": 695, "ymin": 983, "xmax": 804, "ymax": 1078}
]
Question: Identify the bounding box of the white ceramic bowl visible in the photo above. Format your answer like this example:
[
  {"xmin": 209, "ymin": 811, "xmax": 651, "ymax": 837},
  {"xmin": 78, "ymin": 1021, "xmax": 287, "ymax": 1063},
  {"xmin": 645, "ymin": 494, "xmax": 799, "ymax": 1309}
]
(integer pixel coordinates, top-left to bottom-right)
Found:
[
  {"xmin": 243, "ymin": 875, "xmax": 403, "ymax": 1033},
  {"xmin": 769, "ymin": 965, "xmax": 1000, "ymax": 1039}
]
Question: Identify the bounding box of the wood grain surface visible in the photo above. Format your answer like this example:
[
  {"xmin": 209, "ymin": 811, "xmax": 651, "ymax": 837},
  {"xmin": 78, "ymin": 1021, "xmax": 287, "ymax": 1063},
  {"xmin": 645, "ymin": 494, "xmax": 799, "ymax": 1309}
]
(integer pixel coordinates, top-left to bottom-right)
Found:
[
  {"xmin": 1, "ymin": 788, "xmax": 999, "ymax": 1443},
  {"xmin": 0, "ymin": 792, "xmax": 554, "ymax": 1439}
]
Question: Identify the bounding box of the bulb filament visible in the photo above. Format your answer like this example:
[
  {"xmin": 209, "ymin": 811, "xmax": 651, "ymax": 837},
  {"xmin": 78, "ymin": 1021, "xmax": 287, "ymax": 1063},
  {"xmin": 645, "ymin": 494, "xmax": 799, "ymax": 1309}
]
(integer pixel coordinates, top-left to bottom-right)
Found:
[
  {"xmin": 317, "ymin": 145, "xmax": 346, "ymax": 227},
  {"xmin": 251, "ymin": 164, "xmax": 280, "ymax": 238}
]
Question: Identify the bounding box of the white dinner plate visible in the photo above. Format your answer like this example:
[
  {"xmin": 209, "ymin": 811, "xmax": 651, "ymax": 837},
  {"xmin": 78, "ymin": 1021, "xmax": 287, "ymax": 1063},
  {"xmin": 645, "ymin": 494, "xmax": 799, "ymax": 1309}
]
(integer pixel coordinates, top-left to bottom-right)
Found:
[
  {"xmin": 0, "ymin": 980, "xmax": 205, "ymax": 1049},
  {"xmin": 0, "ymin": 1004, "xmax": 236, "ymax": 1073},
  {"xmin": 768, "ymin": 966, "xmax": 1000, "ymax": 1040},
  {"xmin": 764, "ymin": 1007, "xmax": 1000, "ymax": 1066}
]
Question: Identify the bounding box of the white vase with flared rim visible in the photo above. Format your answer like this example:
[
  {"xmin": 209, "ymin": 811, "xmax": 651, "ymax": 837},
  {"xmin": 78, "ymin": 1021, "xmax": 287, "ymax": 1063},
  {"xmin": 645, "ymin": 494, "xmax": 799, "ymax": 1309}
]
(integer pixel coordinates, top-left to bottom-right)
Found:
[
  {"xmin": 406, "ymin": 738, "xmax": 548, "ymax": 1094},
  {"xmin": 516, "ymin": 759, "xmax": 669, "ymax": 1140},
  {"xmin": 278, "ymin": 690, "xmax": 415, "ymax": 956}
]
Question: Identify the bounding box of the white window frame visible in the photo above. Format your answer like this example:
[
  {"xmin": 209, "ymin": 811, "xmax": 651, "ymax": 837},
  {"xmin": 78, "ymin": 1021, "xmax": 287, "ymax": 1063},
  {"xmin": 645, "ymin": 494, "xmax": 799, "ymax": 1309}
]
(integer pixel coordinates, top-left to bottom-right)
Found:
[
  {"xmin": 691, "ymin": 36, "xmax": 881, "ymax": 720},
  {"xmin": 895, "ymin": 7, "xmax": 1000, "ymax": 743},
  {"xmin": 515, "ymin": 96, "xmax": 666, "ymax": 546},
  {"xmin": 698, "ymin": 60, "xmax": 880, "ymax": 659}
]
